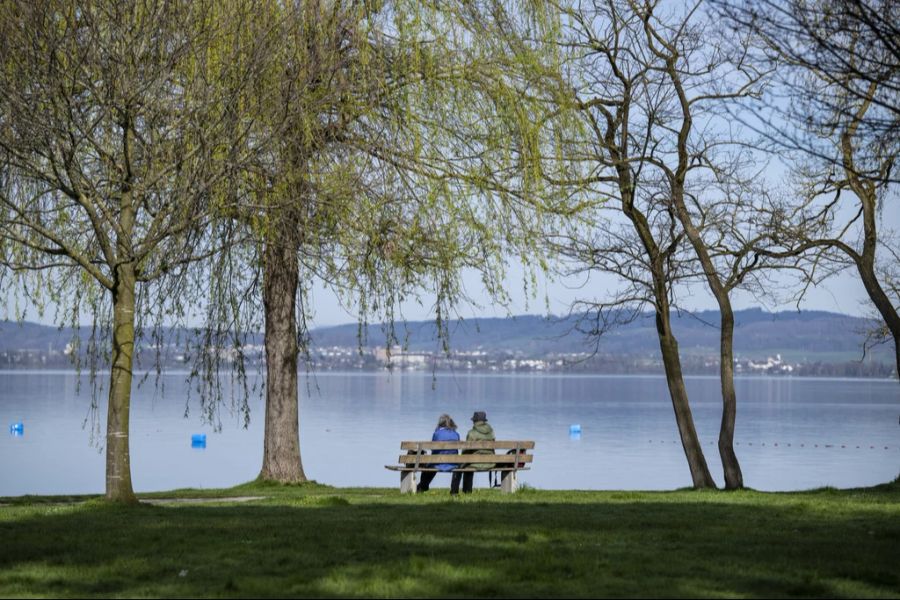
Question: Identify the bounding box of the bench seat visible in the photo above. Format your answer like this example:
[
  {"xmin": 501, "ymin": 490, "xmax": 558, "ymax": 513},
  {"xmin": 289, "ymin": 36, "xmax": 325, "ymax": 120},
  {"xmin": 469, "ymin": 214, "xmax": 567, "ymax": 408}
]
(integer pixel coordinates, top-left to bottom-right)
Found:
[{"xmin": 385, "ymin": 440, "xmax": 535, "ymax": 493}]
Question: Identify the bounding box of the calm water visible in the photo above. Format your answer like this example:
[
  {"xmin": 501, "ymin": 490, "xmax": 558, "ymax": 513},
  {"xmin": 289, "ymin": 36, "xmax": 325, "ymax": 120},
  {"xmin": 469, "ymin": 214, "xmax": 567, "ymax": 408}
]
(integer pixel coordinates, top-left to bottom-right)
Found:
[{"xmin": 1, "ymin": 371, "xmax": 897, "ymax": 496}]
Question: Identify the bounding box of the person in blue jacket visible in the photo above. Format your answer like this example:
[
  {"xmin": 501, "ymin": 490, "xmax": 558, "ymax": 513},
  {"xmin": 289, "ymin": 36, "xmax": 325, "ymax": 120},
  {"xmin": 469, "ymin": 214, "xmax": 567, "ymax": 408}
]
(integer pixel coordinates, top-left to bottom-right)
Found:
[{"xmin": 416, "ymin": 414, "xmax": 462, "ymax": 494}]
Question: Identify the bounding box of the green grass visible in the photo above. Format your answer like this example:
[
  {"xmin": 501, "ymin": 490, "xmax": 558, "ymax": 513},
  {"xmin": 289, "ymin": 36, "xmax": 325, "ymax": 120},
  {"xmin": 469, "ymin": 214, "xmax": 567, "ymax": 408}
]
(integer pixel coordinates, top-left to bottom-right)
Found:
[{"xmin": 1, "ymin": 479, "xmax": 899, "ymax": 598}]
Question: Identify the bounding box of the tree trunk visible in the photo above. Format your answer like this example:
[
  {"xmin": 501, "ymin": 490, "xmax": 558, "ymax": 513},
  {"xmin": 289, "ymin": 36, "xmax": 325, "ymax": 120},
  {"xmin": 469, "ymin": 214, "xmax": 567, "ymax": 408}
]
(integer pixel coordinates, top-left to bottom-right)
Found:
[
  {"xmin": 259, "ymin": 223, "xmax": 307, "ymax": 482},
  {"xmin": 718, "ymin": 309, "xmax": 743, "ymax": 489},
  {"xmin": 656, "ymin": 311, "xmax": 718, "ymax": 489},
  {"xmin": 105, "ymin": 264, "xmax": 138, "ymax": 503},
  {"xmin": 856, "ymin": 255, "xmax": 900, "ymax": 379},
  {"xmin": 855, "ymin": 194, "xmax": 900, "ymax": 380},
  {"xmin": 843, "ymin": 133, "xmax": 900, "ymax": 380},
  {"xmin": 619, "ymin": 182, "xmax": 716, "ymax": 490},
  {"xmin": 669, "ymin": 195, "xmax": 744, "ymax": 489}
]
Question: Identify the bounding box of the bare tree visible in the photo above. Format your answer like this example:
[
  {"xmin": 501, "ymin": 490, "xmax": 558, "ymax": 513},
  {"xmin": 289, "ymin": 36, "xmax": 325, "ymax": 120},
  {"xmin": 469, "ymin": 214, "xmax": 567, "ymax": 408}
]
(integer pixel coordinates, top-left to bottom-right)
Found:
[
  {"xmin": 715, "ymin": 0, "xmax": 899, "ymax": 165},
  {"xmin": 433, "ymin": 0, "xmax": 722, "ymax": 487},
  {"xmin": 403, "ymin": 0, "xmax": 745, "ymax": 487},
  {"xmin": 630, "ymin": 0, "xmax": 784, "ymax": 489},
  {"xmin": 716, "ymin": 0, "xmax": 900, "ymax": 379}
]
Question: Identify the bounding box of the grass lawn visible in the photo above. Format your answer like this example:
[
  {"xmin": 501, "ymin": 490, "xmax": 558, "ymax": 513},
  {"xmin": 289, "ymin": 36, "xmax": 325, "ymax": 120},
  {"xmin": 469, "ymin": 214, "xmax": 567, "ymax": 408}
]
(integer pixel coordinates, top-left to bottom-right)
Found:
[{"xmin": 1, "ymin": 479, "xmax": 898, "ymax": 598}]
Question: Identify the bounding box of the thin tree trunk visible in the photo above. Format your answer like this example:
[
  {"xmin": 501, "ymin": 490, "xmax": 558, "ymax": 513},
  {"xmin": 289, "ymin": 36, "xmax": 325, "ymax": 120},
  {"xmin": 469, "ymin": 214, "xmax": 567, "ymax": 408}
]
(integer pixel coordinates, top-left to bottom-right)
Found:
[
  {"xmin": 855, "ymin": 193, "xmax": 900, "ymax": 380},
  {"xmin": 855, "ymin": 255, "xmax": 900, "ymax": 377},
  {"xmin": 670, "ymin": 195, "xmax": 744, "ymax": 489},
  {"xmin": 718, "ymin": 309, "xmax": 743, "ymax": 489},
  {"xmin": 620, "ymin": 182, "xmax": 716, "ymax": 490},
  {"xmin": 105, "ymin": 264, "xmax": 138, "ymax": 503},
  {"xmin": 259, "ymin": 223, "xmax": 307, "ymax": 482},
  {"xmin": 655, "ymin": 311, "xmax": 718, "ymax": 489},
  {"xmin": 843, "ymin": 119, "xmax": 900, "ymax": 380}
]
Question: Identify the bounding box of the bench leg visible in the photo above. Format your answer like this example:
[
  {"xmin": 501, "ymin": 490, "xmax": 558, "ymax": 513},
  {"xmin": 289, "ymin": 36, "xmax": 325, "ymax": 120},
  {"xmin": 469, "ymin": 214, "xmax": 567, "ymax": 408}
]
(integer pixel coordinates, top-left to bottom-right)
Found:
[
  {"xmin": 500, "ymin": 470, "xmax": 518, "ymax": 493},
  {"xmin": 400, "ymin": 471, "xmax": 417, "ymax": 494}
]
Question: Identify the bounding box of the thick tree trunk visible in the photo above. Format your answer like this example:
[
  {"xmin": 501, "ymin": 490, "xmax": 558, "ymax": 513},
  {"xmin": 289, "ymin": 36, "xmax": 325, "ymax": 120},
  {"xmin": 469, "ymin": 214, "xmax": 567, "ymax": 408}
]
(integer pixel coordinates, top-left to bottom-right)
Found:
[
  {"xmin": 259, "ymin": 225, "xmax": 307, "ymax": 482},
  {"xmin": 105, "ymin": 264, "xmax": 138, "ymax": 503},
  {"xmin": 655, "ymin": 311, "xmax": 718, "ymax": 489}
]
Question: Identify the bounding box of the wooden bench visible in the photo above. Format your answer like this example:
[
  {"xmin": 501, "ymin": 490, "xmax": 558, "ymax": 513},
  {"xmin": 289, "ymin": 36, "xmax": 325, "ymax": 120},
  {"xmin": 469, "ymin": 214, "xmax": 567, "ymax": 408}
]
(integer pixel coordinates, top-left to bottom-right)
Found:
[{"xmin": 385, "ymin": 440, "xmax": 535, "ymax": 494}]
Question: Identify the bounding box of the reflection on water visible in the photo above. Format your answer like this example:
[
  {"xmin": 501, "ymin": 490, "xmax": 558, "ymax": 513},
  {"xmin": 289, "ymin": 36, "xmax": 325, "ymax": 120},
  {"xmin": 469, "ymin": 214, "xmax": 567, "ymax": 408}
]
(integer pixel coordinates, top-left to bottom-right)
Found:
[{"xmin": 1, "ymin": 371, "xmax": 897, "ymax": 496}]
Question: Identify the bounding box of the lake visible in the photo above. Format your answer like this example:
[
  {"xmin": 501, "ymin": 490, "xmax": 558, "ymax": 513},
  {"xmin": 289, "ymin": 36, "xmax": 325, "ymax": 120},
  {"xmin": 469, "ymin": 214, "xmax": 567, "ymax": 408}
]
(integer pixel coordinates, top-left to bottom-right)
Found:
[{"xmin": 1, "ymin": 371, "xmax": 897, "ymax": 496}]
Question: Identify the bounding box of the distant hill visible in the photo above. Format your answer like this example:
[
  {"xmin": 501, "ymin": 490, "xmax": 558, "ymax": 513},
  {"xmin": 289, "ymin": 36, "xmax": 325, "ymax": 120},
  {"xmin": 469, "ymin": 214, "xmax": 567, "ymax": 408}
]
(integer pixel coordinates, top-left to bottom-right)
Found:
[
  {"xmin": 0, "ymin": 308, "xmax": 891, "ymax": 364},
  {"xmin": 309, "ymin": 308, "xmax": 888, "ymax": 362},
  {"xmin": 0, "ymin": 320, "xmax": 80, "ymax": 353}
]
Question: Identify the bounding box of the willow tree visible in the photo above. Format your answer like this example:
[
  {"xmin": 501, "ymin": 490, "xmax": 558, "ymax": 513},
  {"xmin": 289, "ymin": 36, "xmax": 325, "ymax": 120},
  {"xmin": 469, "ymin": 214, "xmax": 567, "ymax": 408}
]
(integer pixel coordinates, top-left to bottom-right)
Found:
[
  {"xmin": 0, "ymin": 0, "xmax": 267, "ymax": 502},
  {"xmin": 210, "ymin": 0, "xmax": 528, "ymax": 483}
]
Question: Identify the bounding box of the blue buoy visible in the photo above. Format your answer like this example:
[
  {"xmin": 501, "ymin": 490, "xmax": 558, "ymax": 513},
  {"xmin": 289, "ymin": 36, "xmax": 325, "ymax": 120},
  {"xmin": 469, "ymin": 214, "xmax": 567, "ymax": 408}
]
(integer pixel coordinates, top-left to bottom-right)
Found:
[
  {"xmin": 191, "ymin": 433, "xmax": 207, "ymax": 449},
  {"xmin": 569, "ymin": 424, "xmax": 582, "ymax": 434},
  {"xmin": 9, "ymin": 422, "xmax": 23, "ymax": 435}
]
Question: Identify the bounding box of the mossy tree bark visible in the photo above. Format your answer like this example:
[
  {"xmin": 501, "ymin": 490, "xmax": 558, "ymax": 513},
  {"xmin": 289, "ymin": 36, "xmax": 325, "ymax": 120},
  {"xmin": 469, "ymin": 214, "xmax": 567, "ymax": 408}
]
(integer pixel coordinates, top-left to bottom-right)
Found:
[{"xmin": 105, "ymin": 262, "xmax": 139, "ymax": 503}]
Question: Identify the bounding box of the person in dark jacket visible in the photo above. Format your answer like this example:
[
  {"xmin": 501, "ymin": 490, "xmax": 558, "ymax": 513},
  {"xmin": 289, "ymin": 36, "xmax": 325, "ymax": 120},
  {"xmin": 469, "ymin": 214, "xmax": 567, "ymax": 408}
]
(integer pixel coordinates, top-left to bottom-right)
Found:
[
  {"xmin": 416, "ymin": 414, "xmax": 462, "ymax": 494},
  {"xmin": 461, "ymin": 410, "xmax": 495, "ymax": 494}
]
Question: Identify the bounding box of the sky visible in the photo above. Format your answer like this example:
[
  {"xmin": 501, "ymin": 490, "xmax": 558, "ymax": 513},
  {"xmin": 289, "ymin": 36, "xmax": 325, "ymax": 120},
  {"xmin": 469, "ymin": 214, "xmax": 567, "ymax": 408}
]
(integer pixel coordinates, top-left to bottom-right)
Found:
[
  {"xmin": 300, "ymin": 255, "xmax": 886, "ymax": 329},
  {"xmin": 4, "ymin": 15, "xmax": 897, "ymax": 334},
  {"xmin": 4, "ymin": 200, "xmax": 896, "ymax": 331},
  {"xmin": 4, "ymin": 197, "xmax": 895, "ymax": 331},
  {"xmin": 298, "ymin": 192, "xmax": 899, "ymax": 328}
]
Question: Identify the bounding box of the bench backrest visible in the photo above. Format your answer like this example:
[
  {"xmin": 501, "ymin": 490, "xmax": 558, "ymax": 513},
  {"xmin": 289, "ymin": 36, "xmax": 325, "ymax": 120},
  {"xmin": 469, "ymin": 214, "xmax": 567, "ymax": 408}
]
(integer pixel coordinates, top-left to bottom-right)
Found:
[
  {"xmin": 398, "ymin": 440, "xmax": 534, "ymax": 466},
  {"xmin": 400, "ymin": 441, "xmax": 535, "ymax": 451}
]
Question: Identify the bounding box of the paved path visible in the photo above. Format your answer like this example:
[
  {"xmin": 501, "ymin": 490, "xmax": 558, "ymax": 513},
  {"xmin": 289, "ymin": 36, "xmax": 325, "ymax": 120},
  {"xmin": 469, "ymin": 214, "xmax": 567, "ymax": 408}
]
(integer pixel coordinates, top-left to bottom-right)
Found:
[{"xmin": 140, "ymin": 496, "xmax": 266, "ymax": 505}]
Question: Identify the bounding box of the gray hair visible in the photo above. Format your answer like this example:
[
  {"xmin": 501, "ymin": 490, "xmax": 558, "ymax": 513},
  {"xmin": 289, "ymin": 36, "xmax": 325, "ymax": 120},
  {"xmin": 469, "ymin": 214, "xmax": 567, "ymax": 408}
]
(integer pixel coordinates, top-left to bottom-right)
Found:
[{"xmin": 437, "ymin": 414, "xmax": 457, "ymax": 430}]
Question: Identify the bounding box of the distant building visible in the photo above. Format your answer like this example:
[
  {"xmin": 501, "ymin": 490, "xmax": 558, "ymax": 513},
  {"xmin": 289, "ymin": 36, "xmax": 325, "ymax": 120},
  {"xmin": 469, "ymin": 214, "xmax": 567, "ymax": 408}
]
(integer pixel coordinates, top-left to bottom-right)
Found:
[
  {"xmin": 375, "ymin": 346, "xmax": 431, "ymax": 369},
  {"xmin": 747, "ymin": 354, "xmax": 794, "ymax": 373}
]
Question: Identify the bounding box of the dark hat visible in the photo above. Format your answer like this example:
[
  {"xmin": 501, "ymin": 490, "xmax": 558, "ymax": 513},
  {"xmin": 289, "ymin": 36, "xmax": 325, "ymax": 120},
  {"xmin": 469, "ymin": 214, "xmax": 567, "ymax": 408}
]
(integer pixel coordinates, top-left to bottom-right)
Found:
[{"xmin": 471, "ymin": 411, "xmax": 487, "ymax": 422}]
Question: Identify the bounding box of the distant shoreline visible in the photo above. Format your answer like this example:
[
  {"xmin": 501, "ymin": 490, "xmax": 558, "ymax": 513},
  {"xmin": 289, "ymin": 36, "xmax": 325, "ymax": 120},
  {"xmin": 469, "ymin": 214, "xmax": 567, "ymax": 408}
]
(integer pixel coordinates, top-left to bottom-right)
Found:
[
  {"xmin": 0, "ymin": 367, "xmax": 896, "ymax": 382},
  {"xmin": 2, "ymin": 309, "xmax": 895, "ymax": 379}
]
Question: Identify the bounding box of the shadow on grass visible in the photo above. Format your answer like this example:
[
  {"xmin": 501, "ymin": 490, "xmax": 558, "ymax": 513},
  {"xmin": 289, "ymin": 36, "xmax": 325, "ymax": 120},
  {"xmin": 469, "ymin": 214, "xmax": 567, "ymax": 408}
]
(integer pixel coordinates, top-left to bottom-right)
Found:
[{"xmin": 1, "ymin": 495, "xmax": 898, "ymax": 598}]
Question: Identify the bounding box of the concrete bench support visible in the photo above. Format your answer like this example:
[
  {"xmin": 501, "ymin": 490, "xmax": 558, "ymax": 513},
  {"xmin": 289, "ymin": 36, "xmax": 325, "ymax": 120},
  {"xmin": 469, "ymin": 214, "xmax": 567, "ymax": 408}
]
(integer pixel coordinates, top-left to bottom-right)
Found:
[
  {"xmin": 400, "ymin": 470, "xmax": 417, "ymax": 494},
  {"xmin": 501, "ymin": 469, "xmax": 517, "ymax": 493}
]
